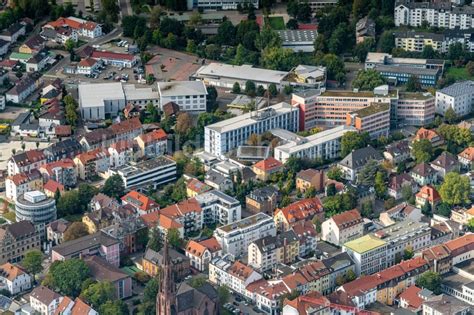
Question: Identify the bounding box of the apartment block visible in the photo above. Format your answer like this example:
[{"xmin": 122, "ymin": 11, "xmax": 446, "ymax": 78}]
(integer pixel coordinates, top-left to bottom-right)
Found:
[
  {"xmin": 195, "ymin": 190, "xmax": 242, "ymax": 226},
  {"xmin": 436, "ymin": 81, "xmax": 474, "ymax": 117},
  {"xmin": 395, "ymin": 0, "xmax": 474, "ymax": 30},
  {"xmin": 188, "ymin": 0, "xmax": 259, "ymax": 10},
  {"xmin": 0, "ymin": 221, "xmax": 41, "ymax": 264},
  {"xmin": 346, "ymin": 102, "xmax": 390, "ymax": 139},
  {"xmin": 204, "ymin": 102, "xmax": 299, "ymax": 156},
  {"xmin": 213, "ymin": 213, "xmax": 277, "ymax": 259},
  {"xmin": 291, "ymin": 89, "xmax": 320, "ymax": 131},
  {"xmin": 342, "ymin": 235, "xmax": 388, "ymax": 276}
]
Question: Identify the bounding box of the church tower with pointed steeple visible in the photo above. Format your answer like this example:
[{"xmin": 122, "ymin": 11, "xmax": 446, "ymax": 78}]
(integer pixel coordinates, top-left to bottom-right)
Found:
[{"xmin": 156, "ymin": 240, "xmax": 176, "ymax": 315}]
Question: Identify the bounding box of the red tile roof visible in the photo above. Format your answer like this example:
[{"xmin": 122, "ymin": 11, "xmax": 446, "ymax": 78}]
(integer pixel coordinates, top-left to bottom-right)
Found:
[
  {"xmin": 91, "ymin": 50, "xmax": 136, "ymax": 61},
  {"xmin": 276, "ymin": 197, "xmax": 323, "ymax": 224},
  {"xmin": 414, "ymin": 127, "xmax": 440, "ymax": 141},
  {"xmin": 331, "ymin": 209, "xmax": 363, "ymax": 229},
  {"xmin": 458, "ymin": 147, "xmax": 474, "ymax": 162},
  {"xmin": 416, "ymin": 185, "xmax": 441, "ymax": 203},
  {"xmin": 43, "ymin": 179, "xmax": 64, "ymax": 193},
  {"xmin": 138, "ymin": 129, "xmax": 167, "ymax": 144},
  {"xmin": 253, "ymin": 157, "xmax": 283, "ymax": 172},
  {"xmin": 399, "ymin": 285, "xmax": 424, "ymax": 310},
  {"xmin": 186, "ymin": 237, "xmax": 221, "ymax": 258},
  {"xmin": 228, "ymin": 261, "xmax": 256, "ymax": 281},
  {"xmin": 78, "ymin": 57, "xmax": 98, "ymax": 67},
  {"xmin": 121, "ymin": 190, "xmax": 159, "ymax": 212},
  {"xmin": 109, "ymin": 117, "xmax": 142, "ymax": 135},
  {"xmin": 160, "ymin": 198, "xmax": 202, "ymax": 218},
  {"xmin": 186, "ymin": 178, "xmax": 212, "ymax": 194}
]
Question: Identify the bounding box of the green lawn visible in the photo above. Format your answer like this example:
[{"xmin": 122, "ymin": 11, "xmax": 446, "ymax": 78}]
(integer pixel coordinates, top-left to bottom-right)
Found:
[
  {"xmin": 446, "ymin": 67, "xmax": 474, "ymax": 80},
  {"xmin": 265, "ymin": 16, "xmax": 285, "ymax": 30}
]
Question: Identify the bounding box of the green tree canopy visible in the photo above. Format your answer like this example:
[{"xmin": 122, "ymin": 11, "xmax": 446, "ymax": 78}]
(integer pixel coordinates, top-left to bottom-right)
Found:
[
  {"xmin": 80, "ymin": 281, "xmax": 115, "ymax": 309},
  {"xmin": 439, "ymin": 172, "xmax": 471, "ymax": 206},
  {"xmin": 340, "ymin": 131, "xmax": 370, "ymax": 157},
  {"xmin": 63, "ymin": 222, "xmax": 89, "ymax": 241},
  {"xmin": 21, "ymin": 250, "xmax": 43, "ymax": 277},
  {"xmin": 416, "ymin": 271, "xmax": 442, "ymax": 294},
  {"xmin": 101, "ymin": 174, "xmax": 125, "ymax": 200},
  {"xmin": 411, "ymin": 139, "xmax": 433, "ymax": 163},
  {"xmin": 43, "ymin": 259, "xmax": 90, "ymax": 297},
  {"xmin": 352, "ymin": 69, "xmax": 385, "ymax": 90}
]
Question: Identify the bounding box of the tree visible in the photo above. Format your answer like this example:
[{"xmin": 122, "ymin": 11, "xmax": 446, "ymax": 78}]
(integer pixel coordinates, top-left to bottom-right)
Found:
[
  {"xmin": 217, "ymin": 286, "xmax": 230, "ymax": 305},
  {"xmin": 435, "ymin": 202, "xmax": 451, "ymax": 218},
  {"xmin": 63, "ymin": 222, "xmax": 89, "ymax": 241},
  {"xmin": 43, "ymin": 259, "xmax": 90, "ymax": 297},
  {"xmin": 21, "ymin": 250, "xmax": 43, "ymax": 280},
  {"xmin": 358, "ymin": 160, "xmax": 380, "ymax": 186},
  {"xmin": 245, "ymin": 80, "xmax": 256, "ymax": 96},
  {"xmin": 421, "ymin": 200, "xmax": 432, "ymax": 216},
  {"xmin": 57, "ymin": 190, "xmax": 81, "ymax": 217},
  {"xmin": 468, "ymin": 218, "xmax": 474, "ymax": 232},
  {"xmin": 439, "ymin": 172, "xmax": 471, "ymax": 206},
  {"xmin": 360, "ymin": 201, "xmax": 373, "ymax": 218},
  {"xmin": 65, "ymin": 39, "xmax": 75, "ymax": 52},
  {"xmin": 99, "ymin": 300, "xmax": 129, "ymax": 315},
  {"xmin": 189, "ymin": 276, "xmax": 207, "ymax": 288},
  {"xmin": 217, "ymin": 20, "xmax": 235, "ymax": 46},
  {"xmin": 352, "ymin": 69, "xmax": 385, "ymax": 90},
  {"xmin": 416, "ymin": 271, "xmax": 442, "ymax": 294},
  {"xmin": 403, "ymin": 246, "xmax": 414, "ymax": 260},
  {"xmin": 379, "ymin": 31, "xmax": 395, "ymax": 53},
  {"xmin": 467, "ymin": 61, "xmax": 474, "ymax": 76},
  {"xmin": 444, "ymin": 107, "xmax": 458, "ymax": 124},
  {"xmin": 406, "ymin": 75, "xmax": 422, "ymax": 92},
  {"xmin": 340, "ymin": 131, "xmax": 370, "ymax": 157},
  {"xmin": 261, "ymin": 47, "xmax": 296, "ymax": 71},
  {"xmin": 401, "ymin": 184, "xmax": 413, "ymax": 202},
  {"xmin": 80, "ymin": 281, "xmax": 115, "ymax": 308},
  {"xmin": 448, "ymin": 42, "xmax": 464, "ymax": 61},
  {"xmin": 248, "ymin": 133, "xmax": 260, "ymax": 146},
  {"xmin": 422, "ymin": 45, "xmax": 437, "ymax": 59},
  {"xmin": 353, "ymin": 0, "xmax": 369, "ymax": 18},
  {"xmin": 326, "ymin": 183, "xmax": 337, "ymax": 196},
  {"xmin": 147, "ymin": 228, "xmax": 163, "ymax": 252},
  {"xmin": 101, "ymin": 174, "xmax": 125, "ymax": 200},
  {"xmin": 167, "ymin": 228, "xmax": 183, "ymax": 249},
  {"xmin": 286, "ymin": 18, "xmax": 298, "ymax": 29},
  {"xmin": 268, "ymin": 83, "xmax": 278, "ymax": 97},
  {"xmin": 327, "ymin": 166, "xmax": 343, "ymax": 181},
  {"xmin": 346, "ymin": 269, "xmax": 356, "ymax": 282},
  {"xmin": 411, "ymin": 139, "xmax": 433, "ymax": 163},
  {"xmin": 384, "ymin": 197, "xmax": 396, "ymax": 210},
  {"xmin": 374, "ymin": 171, "xmax": 387, "ymax": 198},
  {"xmin": 175, "ymin": 112, "xmax": 192, "ymax": 135},
  {"xmin": 206, "ymin": 86, "xmax": 218, "ymax": 112},
  {"xmin": 232, "ymin": 82, "xmax": 241, "ymax": 94}
]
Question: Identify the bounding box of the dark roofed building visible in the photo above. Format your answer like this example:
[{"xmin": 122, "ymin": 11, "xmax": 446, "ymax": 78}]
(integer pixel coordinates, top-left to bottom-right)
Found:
[
  {"xmin": 142, "ymin": 247, "xmax": 190, "ymax": 280},
  {"xmin": 296, "ymin": 168, "xmax": 324, "ymax": 192},
  {"xmin": 44, "ymin": 138, "xmax": 82, "ymax": 162},
  {"xmin": 0, "ymin": 221, "xmax": 41, "ymax": 263},
  {"xmin": 246, "ymin": 186, "xmax": 279, "ymax": 215},
  {"xmin": 411, "ymin": 162, "xmax": 438, "ymax": 186},
  {"xmin": 430, "ymin": 151, "xmax": 460, "ymax": 178},
  {"xmin": 84, "ymin": 256, "xmax": 132, "ymax": 299},
  {"xmin": 338, "ymin": 146, "xmax": 383, "ymax": 181},
  {"xmin": 162, "ymin": 101, "xmax": 180, "ymax": 117}
]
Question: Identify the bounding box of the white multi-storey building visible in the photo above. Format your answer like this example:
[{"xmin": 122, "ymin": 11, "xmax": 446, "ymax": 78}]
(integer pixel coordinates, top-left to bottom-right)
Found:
[
  {"xmin": 436, "ymin": 81, "xmax": 474, "ymax": 117},
  {"xmin": 157, "ymin": 81, "xmax": 207, "ymax": 112},
  {"xmin": 395, "ymin": 0, "xmax": 474, "ymax": 30},
  {"xmin": 187, "ymin": 0, "xmax": 259, "ymax": 10},
  {"xmin": 321, "ymin": 209, "xmax": 364, "ymax": 246},
  {"xmin": 343, "ymin": 234, "xmax": 388, "ymax": 276},
  {"xmin": 0, "ymin": 263, "xmax": 32, "ymax": 295},
  {"xmin": 205, "ymin": 102, "xmax": 299, "ymax": 156},
  {"xmin": 273, "ymin": 125, "xmax": 356, "ymax": 163},
  {"xmin": 108, "ymin": 156, "xmax": 177, "ymax": 190},
  {"xmin": 213, "ymin": 213, "xmax": 277, "ymax": 259},
  {"xmin": 195, "ymin": 190, "xmax": 241, "ymax": 226}
]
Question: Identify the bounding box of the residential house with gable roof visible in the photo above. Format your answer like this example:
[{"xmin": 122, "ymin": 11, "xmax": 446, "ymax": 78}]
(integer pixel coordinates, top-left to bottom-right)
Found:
[
  {"xmin": 0, "ymin": 23, "xmax": 26, "ymax": 43},
  {"xmin": 43, "ymin": 139, "xmax": 82, "ymax": 162},
  {"xmin": 30, "ymin": 285, "xmax": 63, "ymax": 315},
  {"xmin": 5, "ymin": 169, "xmax": 42, "ymax": 201},
  {"xmin": 121, "ymin": 190, "xmax": 159, "ymax": 215},
  {"xmin": 43, "ymin": 17, "xmax": 102, "ymax": 39},
  {"xmin": 0, "ymin": 263, "xmax": 31, "ymax": 295},
  {"xmin": 54, "ymin": 297, "xmax": 98, "ymax": 315},
  {"xmin": 5, "ymin": 76, "xmax": 36, "ymax": 104},
  {"xmin": 430, "ymin": 151, "xmax": 460, "ymax": 178},
  {"xmin": 141, "ymin": 247, "xmax": 190, "ymax": 280},
  {"xmin": 134, "ymin": 128, "xmax": 168, "ymax": 158},
  {"xmin": 84, "ymin": 256, "xmax": 132, "ymax": 299},
  {"xmin": 387, "ymin": 173, "xmax": 417, "ymax": 199},
  {"xmin": 411, "ymin": 162, "xmax": 438, "ymax": 186},
  {"xmin": 7, "ymin": 149, "xmax": 47, "ymax": 176},
  {"xmin": 413, "ymin": 127, "xmax": 444, "ymax": 147},
  {"xmin": 158, "ymin": 198, "xmax": 203, "ymax": 237},
  {"xmin": 185, "ymin": 237, "xmax": 222, "ymax": 271},
  {"xmin": 379, "ymin": 202, "xmax": 422, "ymax": 227},
  {"xmin": 74, "ymin": 148, "xmax": 110, "ymax": 180},
  {"xmin": 296, "ymin": 168, "xmax": 325, "ymax": 192},
  {"xmin": 416, "ymin": 185, "xmax": 441, "ymax": 210},
  {"xmin": 274, "ymin": 197, "xmax": 324, "ymax": 231},
  {"xmin": 39, "ymin": 158, "xmax": 77, "ymax": 187},
  {"xmin": 321, "ymin": 209, "xmax": 364, "ymax": 246},
  {"xmin": 291, "ymin": 220, "xmax": 317, "ymax": 257},
  {"xmin": 246, "ymin": 186, "xmax": 279, "ymax": 215},
  {"xmin": 338, "ymin": 146, "xmax": 383, "ymax": 182},
  {"xmin": 186, "ymin": 178, "xmax": 212, "ymax": 198},
  {"xmin": 458, "ymin": 147, "xmax": 474, "ymax": 170},
  {"xmin": 253, "ymin": 157, "xmax": 283, "ymax": 181}
]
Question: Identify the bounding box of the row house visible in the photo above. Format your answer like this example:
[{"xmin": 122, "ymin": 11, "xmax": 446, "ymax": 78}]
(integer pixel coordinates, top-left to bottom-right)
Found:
[
  {"xmin": 283, "ymin": 260, "xmax": 332, "ymax": 295},
  {"xmin": 209, "ymin": 256, "xmax": 263, "ymax": 297},
  {"xmin": 291, "ymin": 220, "xmax": 318, "ymax": 257},
  {"xmin": 5, "ymin": 169, "xmax": 43, "ymax": 201},
  {"xmin": 74, "ymin": 148, "xmax": 110, "ymax": 180},
  {"xmin": 321, "ymin": 209, "xmax": 364, "ymax": 246},
  {"xmin": 274, "ymin": 197, "xmax": 324, "ymax": 232},
  {"xmin": 55, "ymin": 297, "xmax": 98, "ymax": 315},
  {"xmin": 39, "ymin": 158, "xmax": 77, "ymax": 188},
  {"xmin": 109, "ymin": 117, "xmax": 143, "ymax": 142},
  {"xmin": 135, "ymin": 128, "xmax": 168, "ymax": 158},
  {"xmin": 248, "ymin": 230, "xmax": 300, "ymax": 272},
  {"xmin": 7, "ymin": 149, "xmax": 47, "ymax": 176},
  {"xmin": 185, "ymin": 237, "xmax": 222, "ymax": 271},
  {"xmin": 339, "ymin": 257, "xmax": 430, "ymax": 309},
  {"xmin": 108, "ymin": 140, "xmax": 139, "ymax": 168},
  {"xmin": 247, "ymin": 279, "xmax": 290, "ymax": 315},
  {"xmin": 43, "ymin": 139, "xmax": 82, "ymax": 162}
]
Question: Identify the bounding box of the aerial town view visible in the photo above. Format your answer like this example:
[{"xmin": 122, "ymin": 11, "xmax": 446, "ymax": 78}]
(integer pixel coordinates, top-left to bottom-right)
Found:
[{"xmin": 0, "ymin": 0, "xmax": 472, "ymax": 314}]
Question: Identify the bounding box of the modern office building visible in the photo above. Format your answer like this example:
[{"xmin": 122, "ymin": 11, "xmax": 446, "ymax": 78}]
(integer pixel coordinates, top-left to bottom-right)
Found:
[
  {"xmin": 273, "ymin": 125, "xmax": 356, "ymax": 163},
  {"xmin": 436, "ymin": 81, "xmax": 474, "ymax": 117},
  {"xmin": 395, "ymin": 92, "xmax": 436, "ymax": 126},
  {"xmin": 187, "ymin": 0, "xmax": 259, "ymax": 10},
  {"xmin": 15, "ymin": 191, "xmax": 57, "ymax": 225},
  {"xmin": 395, "ymin": 0, "xmax": 474, "ymax": 30},
  {"xmin": 346, "ymin": 103, "xmax": 391, "ymax": 139},
  {"xmin": 342, "ymin": 234, "xmax": 388, "ymax": 276},
  {"xmin": 204, "ymin": 102, "xmax": 299, "ymax": 156},
  {"xmin": 365, "ymin": 53, "xmax": 444, "ymax": 86},
  {"xmin": 213, "ymin": 213, "xmax": 277, "ymax": 259},
  {"xmin": 157, "ymin": 81, "xmax": 207, "ymax": 112},
  {"xmin": 291, "ymin": 89, "xmax": 321, "ymax": 131},
  {"xmin": 108, "ymin": 156, "xmax": 177, "ymax": 190}
]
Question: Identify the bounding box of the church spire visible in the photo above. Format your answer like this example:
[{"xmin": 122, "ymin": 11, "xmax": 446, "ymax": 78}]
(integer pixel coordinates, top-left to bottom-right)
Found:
[{"xmin": 156, "ymin": 237, "xmax": 176, "ymax": 315}]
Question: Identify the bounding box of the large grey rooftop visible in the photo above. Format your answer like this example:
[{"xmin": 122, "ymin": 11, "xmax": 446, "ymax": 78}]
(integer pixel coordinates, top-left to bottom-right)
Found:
[
  {"xmin": 157, "ymin": 81, "xmax": 207, "ymax": 97},
  {"xmin": 438, "ymin": 81, "xmax": 474, "ymax": 98},
  {"xmin": 195, "ymin": 63, "xmax": 288, "ymax": 84},
  {"xmin": 277, "ymin": 30, "xmax": 318, "ymax": 43}
]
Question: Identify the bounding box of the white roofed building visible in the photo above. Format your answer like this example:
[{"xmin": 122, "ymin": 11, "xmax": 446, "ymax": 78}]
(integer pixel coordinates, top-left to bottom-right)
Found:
[{"xmin": 157, "ymin": 81, "xmax": 207, "ymax": 112}]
